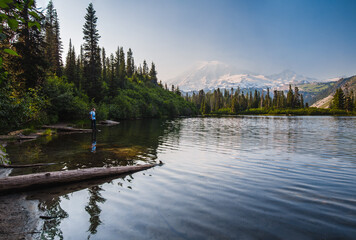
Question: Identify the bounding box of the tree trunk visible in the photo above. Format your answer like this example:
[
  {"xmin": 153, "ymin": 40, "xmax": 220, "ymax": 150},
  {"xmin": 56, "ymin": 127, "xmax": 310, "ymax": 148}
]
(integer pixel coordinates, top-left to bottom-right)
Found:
[{"xmin": 0, "ymin": 164, "xmax": 156, "ymax": 193}]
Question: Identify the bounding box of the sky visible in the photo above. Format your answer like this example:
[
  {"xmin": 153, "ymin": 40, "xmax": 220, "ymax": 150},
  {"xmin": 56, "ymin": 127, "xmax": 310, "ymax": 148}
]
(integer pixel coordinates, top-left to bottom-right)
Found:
[{"xmin": 36, "ymin": 0, "xmax": 356, "ymax": 81}]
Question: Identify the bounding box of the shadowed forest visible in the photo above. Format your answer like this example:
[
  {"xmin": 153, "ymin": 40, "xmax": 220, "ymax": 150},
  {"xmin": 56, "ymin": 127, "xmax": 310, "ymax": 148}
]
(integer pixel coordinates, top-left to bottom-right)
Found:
[{"xmin": 0, "ymin": 1, "xmax": 197, "ymax": 133}]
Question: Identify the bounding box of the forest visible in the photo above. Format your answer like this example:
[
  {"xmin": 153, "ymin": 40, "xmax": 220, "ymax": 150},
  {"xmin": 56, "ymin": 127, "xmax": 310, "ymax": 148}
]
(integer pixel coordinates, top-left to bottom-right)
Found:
[
  {"xmin": 0, "ymin": 1, "xmax": 197, "ymax": 133},
  {"xmin": 187, "ymin": 84, "xmax": 355, "ymax": 115},
  {"xmin": 0, "ymin": 1, "xmax": 355, "ymax": 134}
]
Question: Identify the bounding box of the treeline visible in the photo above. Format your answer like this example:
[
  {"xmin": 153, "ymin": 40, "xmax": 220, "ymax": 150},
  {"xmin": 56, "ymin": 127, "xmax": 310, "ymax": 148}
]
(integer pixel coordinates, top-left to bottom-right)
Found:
[
  {"xmin": 0, "ymin": 1, "xmax": 196, "ymax": 133},
  {"xmin": 187, "ymin": 85, "xmax": 305, "ymax": 114}
]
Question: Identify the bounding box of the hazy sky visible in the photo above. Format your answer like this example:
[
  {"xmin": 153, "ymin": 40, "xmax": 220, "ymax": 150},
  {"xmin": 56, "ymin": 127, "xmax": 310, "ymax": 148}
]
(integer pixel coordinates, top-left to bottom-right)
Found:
[{"xmin": 36, "ymin": 0, "xmax": 356, "ymax": 81}]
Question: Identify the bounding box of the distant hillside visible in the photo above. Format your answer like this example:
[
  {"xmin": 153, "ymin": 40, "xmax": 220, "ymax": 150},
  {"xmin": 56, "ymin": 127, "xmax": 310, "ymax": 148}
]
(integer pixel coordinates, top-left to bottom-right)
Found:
[
  {"xmin": 311, "ymin": 76, "xmax": 356, "ymax": 108},
  {"xmin": 298, "ymin": 81, "xmax": 336, "ymax": 105}
]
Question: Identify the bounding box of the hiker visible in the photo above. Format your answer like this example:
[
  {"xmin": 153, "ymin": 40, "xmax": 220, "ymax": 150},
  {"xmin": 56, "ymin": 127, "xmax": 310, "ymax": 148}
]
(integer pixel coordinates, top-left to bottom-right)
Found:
[{"xmin": 90, "ymin": 108, "xmax": 96, "ymax": 130}]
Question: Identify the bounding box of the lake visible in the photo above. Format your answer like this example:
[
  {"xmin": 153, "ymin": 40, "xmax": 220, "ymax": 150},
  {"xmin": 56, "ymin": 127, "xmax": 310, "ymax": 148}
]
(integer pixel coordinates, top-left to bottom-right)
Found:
[{"xmin": 1, "ymin": 116, "xmax": 356, "ymax": 239}]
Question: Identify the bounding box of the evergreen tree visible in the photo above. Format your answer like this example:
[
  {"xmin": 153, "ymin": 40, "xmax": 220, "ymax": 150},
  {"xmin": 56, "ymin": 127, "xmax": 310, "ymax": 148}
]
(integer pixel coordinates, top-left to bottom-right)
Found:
[
  {"xmin": 118, "ymin": 47, "xmax": 126, "ymax": 88},
  {"xmin": 143, "ymin": 60, "xmax": 148, "ymax": 76},
  {"xmin": 114, "ymin": 47, "xmax": 120, "ymax": 78},
  {"xmin": 65, "ymin": 39, "xmax": 76, "ymax": 85},
  {"xmin": 44, "ymin": 1, "xmax": 55, "ymax": 73},
  {"xmin": 8, "ymin": 0, "xmax": 46, "ymax": 91},
  {"xmin": 300, "ymin": 94, "xmax": 304, "ymax": 108},
  {"xmin": 332, "ymin": 88, "xmax": 345, "ymax": 110},
  {"xmin": 126, "ymin": 48, "xmax": 134, "ymax": 77},
  {"xmin": 102, "ymin": 47, "xmax": 107, "ymax": 84},
  {"xmin": 286, "ymin": 85, "xmax": 294, "ymax": 108},
  {"xmin": 83, "ymin": 3, "xmax": 102, "ymax": 100},
  {"xmin": 149, "ymin": 62, "xmax": 158, "ymax": 85},
  {"xmin": 44, "ymin": 1, "xmax": 62, "ymax": 76},
  {"xmin": 264, "ymin": 88, "xmax": 271, "ymax": 108},
  {"xmin": 294, "ymin": 87, "xmax": 301, "ymax": 108}
]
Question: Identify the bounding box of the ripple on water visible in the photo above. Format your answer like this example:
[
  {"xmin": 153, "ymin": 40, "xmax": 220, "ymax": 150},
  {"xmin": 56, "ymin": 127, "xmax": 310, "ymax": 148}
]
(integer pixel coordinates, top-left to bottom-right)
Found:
[{"xmin": 3, "ymin": 116, "xmax": 356, "ymax": 239}]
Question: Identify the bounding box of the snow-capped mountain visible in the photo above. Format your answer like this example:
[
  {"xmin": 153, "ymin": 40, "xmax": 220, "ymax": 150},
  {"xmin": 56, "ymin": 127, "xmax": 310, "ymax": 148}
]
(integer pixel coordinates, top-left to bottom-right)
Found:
[
  {"xmin": 166, "ymin": 61, "xmax": 326, "ymax": 92},
  {"xmin": 267, "ymin": 70, "xmax": 318, "ymax": 85}
]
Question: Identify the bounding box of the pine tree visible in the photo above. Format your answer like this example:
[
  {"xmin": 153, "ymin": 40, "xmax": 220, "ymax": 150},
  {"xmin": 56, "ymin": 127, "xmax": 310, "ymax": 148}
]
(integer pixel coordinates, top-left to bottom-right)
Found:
[
  {"xmin": 126, "ymin": 48, "xmax": 134, "ymax": 77},
  {"xmin": 83, "ymin": 3, "xmax": 102, "ymax": 100},
  {"xmin": 44, "ymin": 0, "xmax": 55, "ymax": 73},
  {"xmin": 294, "ymin": 87, "xmax": 301, "ymax": 107},
  {"xmin": 264, "ymin": 88, "xmax": 271, "ymax": 108},
  {"xmin": 143, "ymin": 60, "xmax": 148, "ymax": 76},
  {"xmin": 149, "ymin": 62, "xmax": 158, "ymax": 85},
  {"xmin": 65, "ymin": 39, "xmax": 76, "ymax": 85},
  {"xmin": 332, "ymin": 88, "xmax": 345, "ymax": 109},
  {"xmin": 8, "ymin": 0, "xmax": 47, "ymax": 91},
  {"xmin": 102, "ymin": 47, "xmax": 107, "ymax": 84},
  {"xmin": 44, "ymin": 1, "xmax": 62, "ymax": 76},
  {"xmin": 118, "ymin": 47, "xmax": 126, "ymax": 88},
  {"xmin": 286, "ymin": 85, "xmax": 294, "ymax": 108},
  {"xmin": 300, "ymin": 94, "xmax": 304, "ymax": 108}
]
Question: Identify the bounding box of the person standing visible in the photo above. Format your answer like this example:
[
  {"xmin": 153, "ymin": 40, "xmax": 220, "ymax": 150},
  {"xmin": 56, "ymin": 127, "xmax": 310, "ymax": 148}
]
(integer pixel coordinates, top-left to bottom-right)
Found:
[{"xmin": 90, "ymin": 108, "xmax": 96, "ymax": 130}]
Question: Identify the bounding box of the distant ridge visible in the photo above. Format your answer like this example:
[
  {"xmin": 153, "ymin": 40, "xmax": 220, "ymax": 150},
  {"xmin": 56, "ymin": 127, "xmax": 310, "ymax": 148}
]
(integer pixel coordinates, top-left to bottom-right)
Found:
[{"xmin": 311, "ymin": 76, "xmax": 356, "ymax": 108}]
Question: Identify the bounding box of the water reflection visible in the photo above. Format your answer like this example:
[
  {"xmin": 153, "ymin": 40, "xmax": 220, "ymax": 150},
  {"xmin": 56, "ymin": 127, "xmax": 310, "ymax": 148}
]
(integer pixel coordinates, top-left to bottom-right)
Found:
[
  {"xmin": 6, "ymin": 119, "xmax": 181, "ymax": 175},
  {"xmin": 85, "ymin": 186, "xmax": 106, "ymax": 236},
  {"xmin": 25, "ymin": 174, "xmax": 130, "ymax": 239},
  {"xmin": 2, "ymin": 117, "xmax": 355, "ymax": 239},
  {"xmin": 39, "ymin": 197, "xmax": 69, "ymax": 240},
  {"xmin": 91, "ymin": 131, "xmax": 97, "ymax": 153}
]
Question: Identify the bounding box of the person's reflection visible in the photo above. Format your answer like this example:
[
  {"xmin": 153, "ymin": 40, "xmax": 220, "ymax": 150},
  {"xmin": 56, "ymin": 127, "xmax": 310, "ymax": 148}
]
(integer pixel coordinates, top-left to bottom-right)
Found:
[{"xmin": 91, "ymin": 131, "xmax": 97, "ymax": 153}]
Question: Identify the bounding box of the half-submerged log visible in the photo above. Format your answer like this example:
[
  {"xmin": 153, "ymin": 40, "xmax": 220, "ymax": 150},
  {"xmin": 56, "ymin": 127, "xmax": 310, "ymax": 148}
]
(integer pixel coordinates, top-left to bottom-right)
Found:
[
  {"xmin": 99, "ymin": 120, "xmax": 120, "ymax": 126},
  {"xmin": 0, "ymin": 135, "xmax": 39, "ymax": 140},
  {"xmin": 0, "ymin": 164, "xmax": 155, "ymax": 193},
  {"xmin": 42, "ymin": 125, "xmax": 92, "ymax": 133},
  {"xmin": 0, "ymin": 163, "xmax": 56, "ymax": 168}
]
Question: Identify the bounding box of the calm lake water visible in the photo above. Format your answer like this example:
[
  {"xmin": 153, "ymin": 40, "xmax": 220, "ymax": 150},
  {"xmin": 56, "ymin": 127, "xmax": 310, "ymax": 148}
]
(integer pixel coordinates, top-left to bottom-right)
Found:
[{"xmin": 1, "ymin": 116, "xmax": 356, "ymax": 239}]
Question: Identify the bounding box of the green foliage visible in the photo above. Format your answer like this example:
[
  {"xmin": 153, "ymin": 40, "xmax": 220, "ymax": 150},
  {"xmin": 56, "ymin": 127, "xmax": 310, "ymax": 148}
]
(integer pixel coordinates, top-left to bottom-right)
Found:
[
  {"xmin": 43, "ymin": 128, "xmax": 56, "ymax": 136},
  {"xmin": 0, "ymin": 144, "xmax": 10, "ymax": 165},
  {"xmin": 104, "ymin": 80, "xmax": 197, "ymax": 120},
  {"xmin": 42, "ymin": 76, "xmax": 90, "ymax": 122},
  {"xmin": 0, "ymin": 74, "xmax": 48, "ymax": 133},
  {"xmin": 23, "ymin": 127, "xmax": 35, "ymax": 136}
]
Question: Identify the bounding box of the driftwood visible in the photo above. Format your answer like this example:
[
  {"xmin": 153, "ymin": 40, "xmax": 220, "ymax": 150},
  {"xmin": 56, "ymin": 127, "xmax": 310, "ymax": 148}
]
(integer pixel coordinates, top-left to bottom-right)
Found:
[
  {"xmin": 0, "ymin": 163, "xmax": 56, "ymax": 168},
  {"xmin": 99, "ymin": 120, "xmax": 120, "ymax": 126},
  {"xmin": 42, "ymin": 125, "xmax": 92, "ymax": 133},
  {"xmin": 0, "ymin": 135, "xmax": 38, "ymax": 140},
  {"xmin": 0, "ymin": 164, "xmax": 156, "ymax": 193}
]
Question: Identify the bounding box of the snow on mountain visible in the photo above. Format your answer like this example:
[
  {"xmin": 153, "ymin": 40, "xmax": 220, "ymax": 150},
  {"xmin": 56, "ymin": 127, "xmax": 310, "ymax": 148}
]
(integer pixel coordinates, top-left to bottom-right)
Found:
[
  {"xmin": 166, "ymin": 61, "xmax": 322, "ymax": 92},
  {"xmin": 267, "ymin": 69, "xmax": 318, "ymax": 85}
]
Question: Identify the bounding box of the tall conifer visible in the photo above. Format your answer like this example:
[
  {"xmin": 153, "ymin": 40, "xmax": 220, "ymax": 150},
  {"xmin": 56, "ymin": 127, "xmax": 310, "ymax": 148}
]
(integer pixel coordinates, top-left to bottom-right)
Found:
[{"xmin": 83, "ymin": 3, "xmax": 101, "ymax": 100}]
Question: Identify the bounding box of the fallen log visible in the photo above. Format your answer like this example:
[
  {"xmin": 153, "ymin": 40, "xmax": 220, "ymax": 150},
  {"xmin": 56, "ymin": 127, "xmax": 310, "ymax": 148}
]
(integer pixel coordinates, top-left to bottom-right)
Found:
[
  {"xmin": 99, "ymin": 120, "xmax": 120, "ymax": 125},
  {"xmin": 0, "ymin": 163, "xmax": 56, "ymax": 168},
  {"xmin": 0, "ymin": 135, "xmax": 38, "ymax": 140},
  {"xmin": 42, "ymin": 125, "xmax": 92, "ymax": 133},
  {"xmin": 0, "ymin": 164, "xmax": 156, "ymax": 193}
]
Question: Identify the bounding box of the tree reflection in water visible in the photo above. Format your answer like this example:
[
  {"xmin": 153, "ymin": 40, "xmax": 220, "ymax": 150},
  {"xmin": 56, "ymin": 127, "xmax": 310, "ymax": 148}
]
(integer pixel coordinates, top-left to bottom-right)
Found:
[
  {"xmin": 39, "ymin": 196, "xmax": 69, "ymax": 240},
  {"xmin": 1, "ymin": 119, "xmax": 184, "ymax": 238},
  {"xmin": 85, "ymin": 185, "xmax": 106, "ymax": 237}
]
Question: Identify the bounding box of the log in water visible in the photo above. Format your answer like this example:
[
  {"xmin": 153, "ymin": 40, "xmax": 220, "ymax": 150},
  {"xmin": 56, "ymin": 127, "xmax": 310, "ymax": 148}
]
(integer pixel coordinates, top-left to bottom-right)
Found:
[{"xmin": 0, "ymin": 164, "xmax": 156, "ymax": 193}]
